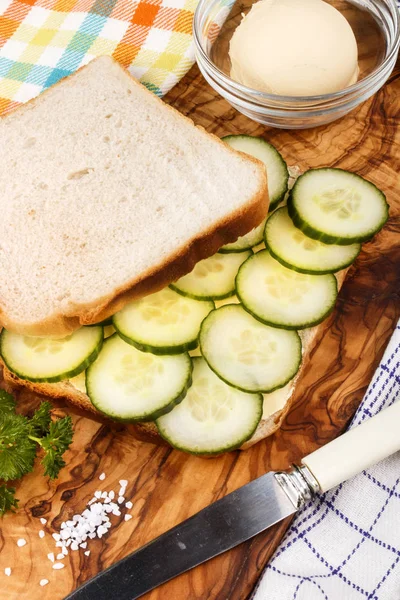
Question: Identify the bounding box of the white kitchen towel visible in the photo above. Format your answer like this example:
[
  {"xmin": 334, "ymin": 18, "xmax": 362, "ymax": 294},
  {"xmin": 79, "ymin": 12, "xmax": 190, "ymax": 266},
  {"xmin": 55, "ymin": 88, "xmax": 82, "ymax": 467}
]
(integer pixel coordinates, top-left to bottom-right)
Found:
[{"xmin": 254, "ymin": 320, "xmax": 400, "ymax": 600}]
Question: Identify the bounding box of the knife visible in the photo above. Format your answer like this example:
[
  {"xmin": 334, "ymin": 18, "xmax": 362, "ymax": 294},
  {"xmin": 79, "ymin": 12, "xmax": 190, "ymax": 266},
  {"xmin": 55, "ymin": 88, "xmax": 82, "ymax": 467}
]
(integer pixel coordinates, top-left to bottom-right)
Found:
[{"xmin": 65, "ymin": 399, "xmax": 400, "ymax": 600}]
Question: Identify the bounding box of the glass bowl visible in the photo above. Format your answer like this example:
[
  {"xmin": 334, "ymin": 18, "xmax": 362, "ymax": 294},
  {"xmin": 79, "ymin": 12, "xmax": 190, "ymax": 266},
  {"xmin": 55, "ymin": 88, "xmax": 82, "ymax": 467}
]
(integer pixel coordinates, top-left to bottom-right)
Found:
[{"xmin": 193, "ymin": 0, "xmax": 400, "ymax": 129}]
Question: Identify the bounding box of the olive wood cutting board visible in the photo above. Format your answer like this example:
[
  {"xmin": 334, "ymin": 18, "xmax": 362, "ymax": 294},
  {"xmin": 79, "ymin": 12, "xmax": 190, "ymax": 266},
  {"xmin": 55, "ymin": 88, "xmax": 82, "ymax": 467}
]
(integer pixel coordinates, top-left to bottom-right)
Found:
[{"xmin": 0, "ymin": 58, "xmax": 399, "ymax": 600}]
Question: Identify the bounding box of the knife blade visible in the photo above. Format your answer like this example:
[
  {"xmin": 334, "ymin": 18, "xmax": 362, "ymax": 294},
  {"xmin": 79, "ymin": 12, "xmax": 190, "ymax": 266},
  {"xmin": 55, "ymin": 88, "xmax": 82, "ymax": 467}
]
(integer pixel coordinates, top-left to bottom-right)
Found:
[
  {"xmin": 65, "ymin": 471, "xmax": 298, "ymax": 600},
  {"xmin": 65, "ymin": 400, "xmax": 400, "ymax": 600}
]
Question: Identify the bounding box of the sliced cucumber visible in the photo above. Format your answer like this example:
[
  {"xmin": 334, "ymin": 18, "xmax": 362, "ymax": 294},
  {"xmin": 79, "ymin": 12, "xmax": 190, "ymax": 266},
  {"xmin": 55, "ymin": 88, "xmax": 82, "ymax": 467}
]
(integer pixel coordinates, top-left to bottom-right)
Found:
[
  {"xmin": 288, "ymin": 168, "xmax": 389, "ymax": 245},
  {"xmin": 219, "ymin": 219, "xmax": 265, "ymax": 253},
  {"xmin": 113, "ymin": 288, "xmax": 214, "ymax": 355},
  {"xmin": 86, "ymin": 334, "xmax": 192, "ymax": 422},
  {"xmin": 236, "ymin": 250, "xmax": 338, "ymax": 329},
  {"xmin": 0, "ymin": 327, "xmax": 103, "ymax": 383},
  {"xmin": 222, "ymin": 135, "xmax": 289, "ymax": 211},
  {"xmin": 265, "ymin": 207, "xmax": 361, "ymax": 274},
  {"xmin": 200, "ymin": 304, "xmax": 301, "ymax": 393},
  {"xmin": 156, "ymin": 357, "xmax": 262, "ymax": 454},
  {"xmin": 170, "ymin": 250, "xmax": 251, "ymax": 300}
]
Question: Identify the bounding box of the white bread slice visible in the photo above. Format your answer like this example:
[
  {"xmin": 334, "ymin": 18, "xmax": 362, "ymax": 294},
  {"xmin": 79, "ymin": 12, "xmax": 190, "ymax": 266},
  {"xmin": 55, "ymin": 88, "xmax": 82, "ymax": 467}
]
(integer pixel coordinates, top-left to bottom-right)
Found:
[
  {"xmin": 1, "ymin": 270, "xmax": 347, "ymax": 450},
  {"xmin": 0, "ymin": 56, "xmax": 267, "ymax": 337}
]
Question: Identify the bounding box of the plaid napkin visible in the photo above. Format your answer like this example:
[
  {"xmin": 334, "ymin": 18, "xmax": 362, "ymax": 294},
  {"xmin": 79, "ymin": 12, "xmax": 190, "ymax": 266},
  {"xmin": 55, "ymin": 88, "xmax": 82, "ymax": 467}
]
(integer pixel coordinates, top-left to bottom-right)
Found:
[
  {"xmin": 0, "ymin": 0, "xmax": 199, "ymax": 116},
  {"xmin": 254, "ymin": 320, "xmax": 400, "ymax": 600}
]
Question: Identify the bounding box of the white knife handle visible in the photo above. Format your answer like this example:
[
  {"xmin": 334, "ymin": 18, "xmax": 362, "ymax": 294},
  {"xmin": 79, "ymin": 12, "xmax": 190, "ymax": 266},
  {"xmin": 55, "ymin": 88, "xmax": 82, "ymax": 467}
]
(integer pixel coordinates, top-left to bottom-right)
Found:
[{"xmin": 302, "ymin": 401, "xmax": 400, "ymax": 493}]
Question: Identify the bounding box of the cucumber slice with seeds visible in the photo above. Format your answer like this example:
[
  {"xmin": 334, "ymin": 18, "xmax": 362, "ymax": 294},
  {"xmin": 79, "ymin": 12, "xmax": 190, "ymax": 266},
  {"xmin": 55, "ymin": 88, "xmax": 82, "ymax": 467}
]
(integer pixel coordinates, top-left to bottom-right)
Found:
[
  {"xmin": 0, "ymin": 326, "xmax": 103, "ymax": 383},
  {"xmin": 222, "ymin": 135, "xmax": 289, "ymax": 211},
  {"xmin": 113, "ymin": 288, "xmax": 214, "ymax": 354},
  {"xmin": 170, "ymin": 250, "xmax": 251, "ymax": 300},
  {"xmin": 288, "ymin": 168, "xmax": 389, "ymax": 245},
  {"xmin": 265, "ymin": 207, "xmax": 361, "ymax": 274},
  {"xmin": 86, "ymin": 334, "xmax": 192, "ymax": 422},
  {"xmin": 200, "ymin": 304, "xmax": 301, "ymax": 393},
  {"xmin": 156, "ymin": 357, "xmax": 263, "ymax": 454},
  {"xmin": 236, "ymin": 250, "xmax": 338, "ymax": 329}
]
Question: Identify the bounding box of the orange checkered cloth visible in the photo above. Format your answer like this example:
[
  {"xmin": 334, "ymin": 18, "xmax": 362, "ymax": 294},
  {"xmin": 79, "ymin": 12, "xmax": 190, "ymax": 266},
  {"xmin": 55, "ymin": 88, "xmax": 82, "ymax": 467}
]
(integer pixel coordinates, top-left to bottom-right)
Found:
[{"xmin": 0, "ymin": 0, "xmax": 199, "ymax": 115}]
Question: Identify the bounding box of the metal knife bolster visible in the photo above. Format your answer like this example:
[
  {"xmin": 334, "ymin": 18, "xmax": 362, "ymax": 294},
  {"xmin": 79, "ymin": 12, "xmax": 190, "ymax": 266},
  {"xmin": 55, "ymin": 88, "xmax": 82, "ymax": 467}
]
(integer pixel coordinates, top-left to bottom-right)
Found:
[{"xmin": 274, "ymin": 465, "xmax": 321, "ymax": 509}]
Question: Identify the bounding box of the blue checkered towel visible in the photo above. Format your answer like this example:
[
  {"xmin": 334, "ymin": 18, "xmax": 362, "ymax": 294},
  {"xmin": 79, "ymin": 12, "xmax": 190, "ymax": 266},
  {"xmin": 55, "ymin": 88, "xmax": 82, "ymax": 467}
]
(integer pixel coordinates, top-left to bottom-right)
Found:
[{"xmin": 254, "ymin": 320, "xmax": 400, "ymax": 600}]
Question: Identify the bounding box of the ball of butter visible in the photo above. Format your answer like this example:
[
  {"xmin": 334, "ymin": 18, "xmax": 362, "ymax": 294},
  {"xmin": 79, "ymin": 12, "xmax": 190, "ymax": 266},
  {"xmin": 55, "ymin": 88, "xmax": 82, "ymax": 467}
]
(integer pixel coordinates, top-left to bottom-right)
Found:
[{"xmin": 229, "ymin": 0, "xmax": 359, "ymax": 96}]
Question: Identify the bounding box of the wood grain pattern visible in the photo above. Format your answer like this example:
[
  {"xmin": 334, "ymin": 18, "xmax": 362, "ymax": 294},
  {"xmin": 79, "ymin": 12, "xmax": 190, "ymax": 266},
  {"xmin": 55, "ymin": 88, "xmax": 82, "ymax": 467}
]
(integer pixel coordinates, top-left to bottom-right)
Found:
[{"xmin": 1, "ymin": 59, "xmax": 399, "ymax": 600}]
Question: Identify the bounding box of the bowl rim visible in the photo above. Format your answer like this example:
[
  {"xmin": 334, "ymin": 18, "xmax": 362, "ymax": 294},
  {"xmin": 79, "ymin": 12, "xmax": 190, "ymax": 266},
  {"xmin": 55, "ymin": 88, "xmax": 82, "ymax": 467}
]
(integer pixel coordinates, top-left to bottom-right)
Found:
[{"xmin": 193, "ymin": 0, "xmax": 400, "ymax": 104}]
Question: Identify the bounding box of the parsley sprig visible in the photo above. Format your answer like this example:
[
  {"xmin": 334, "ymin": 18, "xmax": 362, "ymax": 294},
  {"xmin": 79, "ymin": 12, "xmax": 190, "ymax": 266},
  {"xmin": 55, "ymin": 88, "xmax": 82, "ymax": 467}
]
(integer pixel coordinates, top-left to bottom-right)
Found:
[{"xmin": 0, "ymin": 390, "xmax": 73, "ymax": 515}]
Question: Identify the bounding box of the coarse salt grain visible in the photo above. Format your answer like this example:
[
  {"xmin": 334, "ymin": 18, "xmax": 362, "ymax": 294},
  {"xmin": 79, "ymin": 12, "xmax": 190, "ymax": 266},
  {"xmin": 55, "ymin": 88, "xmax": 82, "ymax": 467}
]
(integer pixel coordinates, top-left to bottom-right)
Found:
[
  {"xmin": 39, "ymin": 530, "xmax": 45, "ymax": 539},
  {"xmin": 40, "ymin": 518, "xmax": 47, "ymax": 526},
  {"xmin": 17, "ymin": 539, "xmax": 26, "ymax": 547},
  {"xmin": 97, "ymin": 525, "xmax": 108, "ymax": 536},
  {"xmin": 52, "ymin": 563, "xmax": 64, "ymax": 570},
  {"xmin": 51, "ymin": 480, "xmax": 132, "ymax": 557},
  {"xmin": 47, "ymin": 553, "xmax": 55, "ymax": 563},
  {"xmin": 99, "ymin": 473, "xmax": 106, "ymax": 481},
  {"xmin": 4, "ymin": 568, "xmax": 11, "ymax": 576},
  {"xmin": 39, "ymin": 579, "xmax": 49, "ymax": 587},
  {"xmin": 56, "ymin": 553, "xmax": 64, "ymax": 560},
  {"xmin": 84, "ymin": 550, "xmax": 90, "ymax": 556}
]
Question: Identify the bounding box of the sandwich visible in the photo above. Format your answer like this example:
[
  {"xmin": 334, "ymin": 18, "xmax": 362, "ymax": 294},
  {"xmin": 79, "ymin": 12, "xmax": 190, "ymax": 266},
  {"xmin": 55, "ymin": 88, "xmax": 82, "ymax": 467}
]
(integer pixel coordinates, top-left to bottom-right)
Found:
[{"xmin": 0, "ymin": 56, "xmax": 388, "ymax": 455}]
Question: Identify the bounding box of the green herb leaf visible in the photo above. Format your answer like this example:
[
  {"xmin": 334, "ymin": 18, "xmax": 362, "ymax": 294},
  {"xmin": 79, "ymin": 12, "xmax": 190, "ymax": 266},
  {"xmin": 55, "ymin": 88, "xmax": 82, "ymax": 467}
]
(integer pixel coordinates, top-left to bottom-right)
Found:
[
  {"xmin": 28, "ymin": 402, "xmax": 52, "ymax": 437},
  {"xmin": 0, "ymin": 389, "xmax": 74, "ymax": 514},
  {"xmin": 0, "ymin": 390, "xmax": 16, "ymax": 415},
  {"xmin": 40, "ymin": 416, "xmax": 73, "ymax": 479},
  {"xmin": 0, "ymin": 413, "xmax": 37, "ymax": 480},
  {"xmin": 0, "ymin": 484, "xmax": 19, "ymax": 516}
]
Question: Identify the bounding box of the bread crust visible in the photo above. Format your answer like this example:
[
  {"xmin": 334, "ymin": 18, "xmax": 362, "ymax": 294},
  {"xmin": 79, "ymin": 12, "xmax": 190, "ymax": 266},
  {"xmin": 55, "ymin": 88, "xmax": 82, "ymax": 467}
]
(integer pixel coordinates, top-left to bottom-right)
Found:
[
  {"xmin": 0, "ymin": 57, "xmax": 268, "ymax": 337},
  {"xmin": 1, "ymin": 269, "xmax": 349, "ymax": 451},
  {"xmin": 1, "ymin": 365, "xmax": 98, "ymax": 414},
  {"xmin": 0, "ymin": 192, "xmax": 267, "ymax": 337}
]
